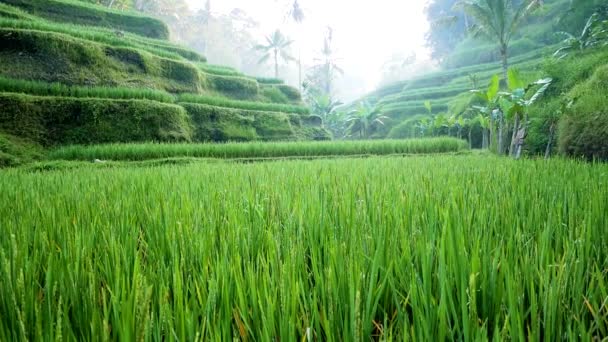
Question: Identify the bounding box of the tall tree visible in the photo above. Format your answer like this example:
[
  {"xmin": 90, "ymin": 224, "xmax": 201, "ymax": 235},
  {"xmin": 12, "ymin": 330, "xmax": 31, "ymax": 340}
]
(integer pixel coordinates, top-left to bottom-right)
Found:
[
  {"xmin": 255, "ymin": 30, "xmax": 294, "ymax": 79},
  {"xmin": 309, "ymin": 27, "xmax": 343, "ymax": 96},
  {"xmin": 455, "ymin": 0, "xmax": 543, "ymax": 84}
]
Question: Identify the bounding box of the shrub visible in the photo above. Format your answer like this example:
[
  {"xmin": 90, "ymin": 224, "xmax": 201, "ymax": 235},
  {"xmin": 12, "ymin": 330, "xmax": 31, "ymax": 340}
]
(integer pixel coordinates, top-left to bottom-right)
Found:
[
  {"xmin": 558, "ymin": 64, "xmax": 608, "ymax": 160},
  {"xmin": 2, "ymin": 0, "xmax": 169, "ymax": 39},
  {"xmin": 0, "ymin": 93, "xmax": 192, "ymax": 145},
  {"xmin": 0, "ymin": 132, "xmax": 43, "ymax": 167}
]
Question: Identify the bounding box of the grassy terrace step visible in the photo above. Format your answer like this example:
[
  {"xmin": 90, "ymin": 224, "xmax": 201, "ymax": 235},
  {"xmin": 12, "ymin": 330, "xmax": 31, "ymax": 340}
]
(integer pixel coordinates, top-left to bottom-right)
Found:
[
  {"xmin": 0, "ymin": 17, "xmax": 204, "ymax": 61},
  {"xmin": 0, "ymin": 92, "xmax": 192, "ymax": 145},
  {"xmin": 0, "ymin": 77, "xmax": 308, "ymax": 117},
  {"xmin": 2, "ymin": 0, "xmax": 169, "ymax": 39},
  {"xmin": 368, "ymin": 47, "xmax": 556, "ymax": 101},
  {"xmin": 0, "ymin": 76, "xmax": 176, "ymax": 103},
  {"xmin": 48, "ymin": 138, "xmax": 468, "ymax": 161},
  {"xmin": 178, "ymin": 94, "xmax": 309, "ymax": 114},
  {"xmin": 0, "ymin": 28, "xmax": 204, "ymax": 93},
  {"xmin": 0, "ymin": 91, "xmax": 321, "ymax": 145}
]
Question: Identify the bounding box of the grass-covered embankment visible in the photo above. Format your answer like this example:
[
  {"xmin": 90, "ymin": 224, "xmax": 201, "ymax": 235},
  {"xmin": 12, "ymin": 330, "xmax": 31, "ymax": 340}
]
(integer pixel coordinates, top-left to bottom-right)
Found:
[
  {"xmin": 1, "ymin": 0, "xmax": 170, "ymax": 39},
  {"xmin": 49, "ymin": 137, "xmax": 468, "ymax": 161},
  {"xmin": 0, "ymin": 156, "xmax": 606, "ymax": 339}
]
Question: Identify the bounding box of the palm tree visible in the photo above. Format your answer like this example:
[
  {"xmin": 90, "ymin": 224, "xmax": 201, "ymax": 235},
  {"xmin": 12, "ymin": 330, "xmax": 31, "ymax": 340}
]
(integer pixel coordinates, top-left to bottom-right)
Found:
[
  {"xmin": 346, "ymin": 102, "xmax": 388, "ymax": 139},
  {"xmin": 455, "ymin": 0, "xmax": 543, "ymax": 85},
  {"xmin": 255, "ymin": 30, "xmax": 294, "ymax": 79},
  {"xmin": 311, "ymin": 27, "xmax": 343, "ymax": 95}
]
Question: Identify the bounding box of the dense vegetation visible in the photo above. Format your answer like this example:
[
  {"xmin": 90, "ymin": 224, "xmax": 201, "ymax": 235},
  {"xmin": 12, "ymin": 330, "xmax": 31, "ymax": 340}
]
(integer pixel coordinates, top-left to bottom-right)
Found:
[
  {"xmin": 1, "ymin": 0, "xmax": 607, "ymax": 340},
  {"xmin": 1, "ymin": 156, "xmax": 606, "ymax": 339},
  {"xmin": 0, "ymin": 0, "xmax": 325, "ymax": 164},
  {"xmin": 48, "ymin": 138, "xmax": 468, "ymax": 161}
]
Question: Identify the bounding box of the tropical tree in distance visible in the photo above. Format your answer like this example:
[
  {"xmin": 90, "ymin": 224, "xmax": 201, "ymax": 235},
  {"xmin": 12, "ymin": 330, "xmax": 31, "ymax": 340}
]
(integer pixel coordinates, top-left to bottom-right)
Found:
[
  {"xmin": 309, "ymin": 27, "xmax": 344, "ymax": 95},
  {"xmin": 255, "ymin": 30, "xmax": 294, "ymax": 78},
  {"xmin": 455, "ymin": 0, "xmax": 543, "ymax": 84},
  {"xmin": 345, "ymin": 102, "xmax": 388, "ymax": 139}
]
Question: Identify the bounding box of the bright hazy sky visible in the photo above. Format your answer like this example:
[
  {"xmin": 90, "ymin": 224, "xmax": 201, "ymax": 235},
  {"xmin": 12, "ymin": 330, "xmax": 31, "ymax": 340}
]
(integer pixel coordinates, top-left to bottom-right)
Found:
[{"xmin": 186, "ymin": 0, "xmax": 432, "ymax": 97}]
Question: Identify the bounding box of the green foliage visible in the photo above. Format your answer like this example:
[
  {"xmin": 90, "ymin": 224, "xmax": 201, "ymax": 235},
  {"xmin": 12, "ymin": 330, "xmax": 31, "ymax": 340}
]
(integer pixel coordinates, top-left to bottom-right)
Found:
[
  {"xmin": 181, "ymin": 103, "xmax": 295, "ymax": 142},
  {"xmin": 0, "ymin": 28, "xmax": 204, "ymax": 93},
  {"xmin": 387, "ymin": 114, "xmax": 429, "ymax": 139},
  {"xmin": 178, "ymin": 94, "xmax": 309, "ymax": 115},
  {"xmin": 0, "ymin": 2, "xmax": 35, "ymax": 20},
  {"xmin": 0, "ymin": 17, "xmax": 204, "ymax": 61},
  {"xmin": 0, "ymin": 29, "xmax": 204, "ymax": 93},
  {"xmin": 3, "ymin": 0, "xmax": 170, "ymax": 39},
  {"xmin": 207, "ymin": 74, "xmax": 259, "ymax": 99},
  {"xmin": 558, "ymin": 64, "xmax": 608, "ymax": 160},
  {"xmin": 0, "ymin": 76, "xmax": 175, "ymax": 102},
  {"xmin": 0, "ymin": 93, "xmax": 192, "ymax": 145},
  {"xmin": 197, "ymin": 63, "xmax": 244, "ymax": 77},
  {"xmin": 554, "ymin": 11, "xmax": 608, "ymax": 59},
  {"xmin": 255, "ymin": 77, "xmax": 284, "ymax": 85},
  {"xmin": 273, "ymin": 84, "xmax": 302, "ymax": 102},
  {"xmin": 261, "ymin": 86, "xmax": 291, "ymax": 104},
  {"xmin": 0, "ymin": 132, "xmax": 44, "ymax": 167},
  {"xmin": 49, "ymin": 138, "xmax": 468, "ymax": 161}
]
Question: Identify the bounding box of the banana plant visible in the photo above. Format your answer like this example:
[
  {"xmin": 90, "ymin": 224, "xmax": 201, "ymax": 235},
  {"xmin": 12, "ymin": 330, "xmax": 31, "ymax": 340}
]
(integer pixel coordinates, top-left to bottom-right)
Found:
[
  {"xmin": 469, "ymin": 74, "xmax": 502, "ymax": 151},
  {"xmin": 554, "ymin": 12, "xmax": 608, "ymax": 59},
  {"xmin": 497, "ymin": 71, "xmax": 552, "ymax": 159}
]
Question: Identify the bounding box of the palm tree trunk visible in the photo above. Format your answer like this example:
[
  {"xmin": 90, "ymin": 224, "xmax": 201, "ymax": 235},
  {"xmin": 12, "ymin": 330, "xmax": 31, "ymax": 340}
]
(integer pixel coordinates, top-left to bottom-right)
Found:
[
  {"xmin": 501, "ymin": 44, "xmax": 509, "ymax": 87},
  {"xmin": 298, "ymin": 50, "xmax": 302, "ymax": 92},
  {"xmin": 468, "ymin": 128, "xmax": 472, "ymax": 149},
  {"xmin": 509, "ymin": 114, "xmax": 520, "ymax": 156},
  {"xmin": 498, "ymin": 117, "xmax": 504, "ymax": 155},
  {"xmin": 274, "ymin": 50, "xmax": 279, "ymax": 79},
  {"xmin": 544, "ymin": 123, "xmax": 555, "ymax": 159},
  {"xmin": 515, "ymin": 114, "xmax": 529, "ymax": 160},
  {"xmin": 108, "ymin": 0, "xmax": 115, "ymax": 8}
]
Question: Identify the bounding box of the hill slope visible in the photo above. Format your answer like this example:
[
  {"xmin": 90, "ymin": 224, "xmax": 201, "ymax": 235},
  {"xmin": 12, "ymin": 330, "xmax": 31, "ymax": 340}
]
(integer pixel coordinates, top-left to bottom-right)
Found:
[{"xmin": 0, "ymin": 0, "xmax": 329, "ymax": 165}]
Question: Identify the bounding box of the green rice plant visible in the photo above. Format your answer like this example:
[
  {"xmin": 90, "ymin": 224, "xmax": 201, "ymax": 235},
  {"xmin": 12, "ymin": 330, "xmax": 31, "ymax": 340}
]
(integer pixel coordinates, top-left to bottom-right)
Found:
[
  {"xmin": 0, "ymin": 76, "xmax": 176, "ymax": 103},
  {"xmin": 178, "ymin": 93, "xmax": 309, "ymax": 114},
  {"xmin": 0, "ymin": 156, "xmax": 606, "ymax": 340},
  {"xmin": 48, "ymin": 137, "xmax": 469, "ymax": 161}
]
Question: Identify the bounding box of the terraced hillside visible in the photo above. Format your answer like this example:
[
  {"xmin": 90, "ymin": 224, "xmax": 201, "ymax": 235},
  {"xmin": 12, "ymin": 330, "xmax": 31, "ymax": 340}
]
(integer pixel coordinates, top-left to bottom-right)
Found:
[
  {"xmin": 357, "ymin": 45, "xmax": 559, "ymax": 139},
  {"xmin": 353, "ymin": 0, "xmax": 582, "ymax": 140},
  {"xmin": 0, "ymin": 0, "xmax": 328, "ymax": 166}
]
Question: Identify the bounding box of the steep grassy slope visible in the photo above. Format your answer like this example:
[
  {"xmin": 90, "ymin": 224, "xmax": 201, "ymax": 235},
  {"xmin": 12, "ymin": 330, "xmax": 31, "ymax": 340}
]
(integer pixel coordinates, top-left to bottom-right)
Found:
[
  {"xmin": 1, "ymin": 0, "xmax": 170, "ymax": 39},
  {"xmin": 0, "ymin": 1, "xmax": 328, "ymax": 156}
]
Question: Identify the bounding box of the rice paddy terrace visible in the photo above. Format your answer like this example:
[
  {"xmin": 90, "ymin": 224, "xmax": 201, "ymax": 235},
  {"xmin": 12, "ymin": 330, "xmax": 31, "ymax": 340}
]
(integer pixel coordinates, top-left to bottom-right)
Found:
[{"xmin": 0, "ymin": 0, "xmax": 330, "ymax": 167}]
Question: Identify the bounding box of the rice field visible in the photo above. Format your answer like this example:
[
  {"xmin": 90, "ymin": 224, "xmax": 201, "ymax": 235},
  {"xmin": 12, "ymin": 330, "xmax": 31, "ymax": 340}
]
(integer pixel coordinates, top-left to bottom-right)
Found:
[
  {"xmin": 0, "ymin": 155, "xmax": 606, "ymax": 340},
  {"xmin": 48, "ymin": 138, "xmax": 469, "ymax": 161}
]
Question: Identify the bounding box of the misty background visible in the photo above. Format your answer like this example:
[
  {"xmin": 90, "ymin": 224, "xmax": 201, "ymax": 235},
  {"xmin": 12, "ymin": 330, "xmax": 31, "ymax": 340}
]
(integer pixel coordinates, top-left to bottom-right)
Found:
[{"xmin": 174, "ymin": 0, "xmax": 436, "ymax": 102}]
